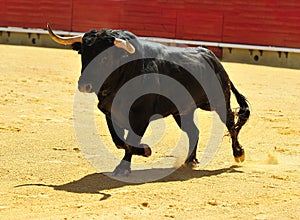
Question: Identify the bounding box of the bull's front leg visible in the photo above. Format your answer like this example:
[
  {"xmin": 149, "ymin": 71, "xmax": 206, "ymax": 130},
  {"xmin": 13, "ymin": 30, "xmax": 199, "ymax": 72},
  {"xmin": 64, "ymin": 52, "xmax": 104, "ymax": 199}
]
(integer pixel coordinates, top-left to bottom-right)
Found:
[
  {"xmin": 105, "ymin": 115, "xmax": 126, "ymax": 148},
  {"xmin": 113, "ymin": 145, "xmax": 133, "ymax": 177},
  {"xmin": 105, "ymin": 115, "xmax": 130, "ymax": 176},
  {"xmin": 105, "ymin": 116, "xmax": 151, "ymax": 176}
]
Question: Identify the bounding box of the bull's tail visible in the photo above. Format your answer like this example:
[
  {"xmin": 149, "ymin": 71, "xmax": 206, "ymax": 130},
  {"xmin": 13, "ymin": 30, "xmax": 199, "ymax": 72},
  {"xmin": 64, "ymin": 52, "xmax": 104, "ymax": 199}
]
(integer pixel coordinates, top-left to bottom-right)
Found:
[{"xmin": 230, "ymin": 81, "xmax": 250, "ymax": 129}]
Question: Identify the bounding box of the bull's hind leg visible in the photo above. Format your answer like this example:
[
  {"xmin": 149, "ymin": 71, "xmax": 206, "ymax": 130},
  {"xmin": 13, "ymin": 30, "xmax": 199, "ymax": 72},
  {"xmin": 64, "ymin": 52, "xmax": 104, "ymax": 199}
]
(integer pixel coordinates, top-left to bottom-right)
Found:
[
  {"xmin": 173, "ymin": 112, "xmax": 199, "ymax": 168},
  {"xmin": 226, "ymin": 109, "xmax": 245, "ymax": 162}
]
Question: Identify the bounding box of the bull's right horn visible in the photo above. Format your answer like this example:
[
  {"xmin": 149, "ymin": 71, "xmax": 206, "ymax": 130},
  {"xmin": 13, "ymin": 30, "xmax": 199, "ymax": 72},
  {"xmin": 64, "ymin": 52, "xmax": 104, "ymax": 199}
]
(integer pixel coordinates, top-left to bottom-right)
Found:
[
  {"xmin": 47, "ymin": 23, "xmax": 83, "ymax": 45},
  {"xmin": 114, "ymin": 38, "xmax": 135, "ymax": 54}
]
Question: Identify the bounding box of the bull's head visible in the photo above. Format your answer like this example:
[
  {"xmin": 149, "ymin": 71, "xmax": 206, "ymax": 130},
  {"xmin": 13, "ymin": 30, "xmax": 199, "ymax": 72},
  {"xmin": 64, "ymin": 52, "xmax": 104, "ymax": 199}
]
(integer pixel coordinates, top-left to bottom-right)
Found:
[{"xmin": 47, "ymin": 24, "xmax": 136, "ymax": 93}]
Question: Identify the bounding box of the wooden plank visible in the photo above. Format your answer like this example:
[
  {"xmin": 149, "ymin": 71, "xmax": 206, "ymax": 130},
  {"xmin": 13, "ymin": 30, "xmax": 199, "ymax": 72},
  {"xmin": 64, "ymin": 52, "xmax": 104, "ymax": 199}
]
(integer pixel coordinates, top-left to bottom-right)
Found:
[
  {"xmin": 3, "ymin": 0, "xmax": 72, "ymax": 30},
  {"xmin": 72, "ymin": 0, "xmax": 122, "ymax": 31},
  {"xmin": 176, "ymin": 11, "xmax": 223, "ymax": 41},
  {"xmin": 0, "ymin": 0, "xmax": 6, "ymax": 26},
  {"xmin": 222, "ymin": 0, "xmax": 300, "ymax": 48}
]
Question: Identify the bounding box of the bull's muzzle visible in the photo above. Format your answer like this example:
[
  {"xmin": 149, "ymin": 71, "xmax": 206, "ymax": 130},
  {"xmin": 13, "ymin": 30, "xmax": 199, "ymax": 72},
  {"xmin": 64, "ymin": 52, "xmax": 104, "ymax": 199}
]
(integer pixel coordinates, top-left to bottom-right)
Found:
[{"xmin": 78, "ymin": 83, "xmax": 93, "ymax": 93}]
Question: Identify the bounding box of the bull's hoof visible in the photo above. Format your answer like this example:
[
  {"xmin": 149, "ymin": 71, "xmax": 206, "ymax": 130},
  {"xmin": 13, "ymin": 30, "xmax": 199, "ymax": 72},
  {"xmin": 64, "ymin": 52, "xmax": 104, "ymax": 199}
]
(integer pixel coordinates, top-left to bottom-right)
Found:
[
  {"xmin": 112, "ymin": 161, "xmax": 131, "ymax": 177},
  {"xmin": 234, "ymin": 150, "xmax": 245, "ymax": 163},
  {"xmin": 184, "ymin": 158, "xmax": 200, "ymax": 169},
  {"xmin": 139, "ymin": 144, "xmax": 152, "ymax": 157}
]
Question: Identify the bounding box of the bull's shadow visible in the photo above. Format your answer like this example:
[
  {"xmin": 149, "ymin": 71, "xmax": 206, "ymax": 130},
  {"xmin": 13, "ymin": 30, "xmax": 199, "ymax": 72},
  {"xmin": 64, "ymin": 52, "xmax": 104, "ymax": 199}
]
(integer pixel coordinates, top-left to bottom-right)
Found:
[{"xmin": 16, "ymin": 166, "xmax": 242, "ymax": 200}]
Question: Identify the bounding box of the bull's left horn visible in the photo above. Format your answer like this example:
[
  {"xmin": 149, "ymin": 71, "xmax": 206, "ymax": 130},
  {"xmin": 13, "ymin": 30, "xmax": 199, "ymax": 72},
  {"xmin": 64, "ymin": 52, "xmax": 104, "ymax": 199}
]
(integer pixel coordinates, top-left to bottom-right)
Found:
[
  {"xmin": 47, "ymin": 23, "xmax": 82, "ymax": 45},
  {"xmin": 114, "ymin": 38, "xmax": 135, "ymax": 54}
]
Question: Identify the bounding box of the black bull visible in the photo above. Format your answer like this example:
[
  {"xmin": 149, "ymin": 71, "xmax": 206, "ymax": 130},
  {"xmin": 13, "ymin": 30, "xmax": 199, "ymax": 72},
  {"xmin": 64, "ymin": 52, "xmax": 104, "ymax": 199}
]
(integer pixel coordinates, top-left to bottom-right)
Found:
[{"xmin": 48, "ymin": 25, "xmax": 250, "ymax": 176}]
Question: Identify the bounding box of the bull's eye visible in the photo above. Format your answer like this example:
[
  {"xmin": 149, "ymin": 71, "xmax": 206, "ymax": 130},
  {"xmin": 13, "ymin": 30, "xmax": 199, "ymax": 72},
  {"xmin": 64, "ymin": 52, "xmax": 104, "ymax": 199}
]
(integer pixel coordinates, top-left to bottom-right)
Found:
[{"xmin": 101, "ymin": 90, "xmax": 109, "ymax": 96}]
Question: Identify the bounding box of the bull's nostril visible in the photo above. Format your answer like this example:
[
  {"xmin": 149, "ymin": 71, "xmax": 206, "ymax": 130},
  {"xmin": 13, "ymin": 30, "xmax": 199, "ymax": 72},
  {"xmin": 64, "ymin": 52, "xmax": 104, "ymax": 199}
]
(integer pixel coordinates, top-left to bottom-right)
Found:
[
  {"xmin": 78, "ymin": 83, "xmax": 92, "ymax": 93},
  {"xmin": 85, "ymin": 83, "xmax": 92, "ymax": 92},
  {"xmin": 78, "ymin": 84, "xmax": 83, "ymax": 92}
]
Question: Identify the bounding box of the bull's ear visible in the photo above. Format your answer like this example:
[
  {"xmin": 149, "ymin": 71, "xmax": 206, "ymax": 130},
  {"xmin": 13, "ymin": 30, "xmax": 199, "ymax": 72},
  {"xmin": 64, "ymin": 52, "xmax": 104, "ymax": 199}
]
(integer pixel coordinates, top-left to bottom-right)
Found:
[
  {"xmin": 72, "ymin": 42, "xmax": 82, "ymax": 54},
  {"xmin": 114, "ymin": 38, "xmax": 135, "ymax": 54}
]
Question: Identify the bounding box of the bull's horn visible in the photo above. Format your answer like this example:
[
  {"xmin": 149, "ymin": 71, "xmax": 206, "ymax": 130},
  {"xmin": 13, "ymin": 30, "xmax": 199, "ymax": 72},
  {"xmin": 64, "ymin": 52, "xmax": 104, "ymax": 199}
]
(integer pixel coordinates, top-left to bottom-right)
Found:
[
  {"xmin": 114, "ymin": 38, "xmax": 135, "ymax": 54},
  {"xmin": 47, "ymin": 23, "xmax": 82, "ymax": 45}
]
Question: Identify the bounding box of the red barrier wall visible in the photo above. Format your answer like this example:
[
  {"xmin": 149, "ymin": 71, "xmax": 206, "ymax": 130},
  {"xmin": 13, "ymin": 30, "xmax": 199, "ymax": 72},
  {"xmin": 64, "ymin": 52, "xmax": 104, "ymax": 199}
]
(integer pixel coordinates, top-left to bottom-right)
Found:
[
  {"xmin": 222, "ymin": 0, "xmax": 300, "ymax": 47},
  {"xmin": 1, "ymin": 0, "xmax": 300, "ymax": 48},
  {"xmin": 1, "ymin": 0, "xmax": 73, "ymax": 30}
]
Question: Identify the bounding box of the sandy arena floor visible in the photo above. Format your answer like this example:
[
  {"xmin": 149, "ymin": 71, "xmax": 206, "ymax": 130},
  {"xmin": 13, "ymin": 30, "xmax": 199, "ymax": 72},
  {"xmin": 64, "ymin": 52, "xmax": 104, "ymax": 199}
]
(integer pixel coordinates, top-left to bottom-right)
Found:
[{"xmin": 0, "ymin": 44, "xmax": 299, "ymax": 219}]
